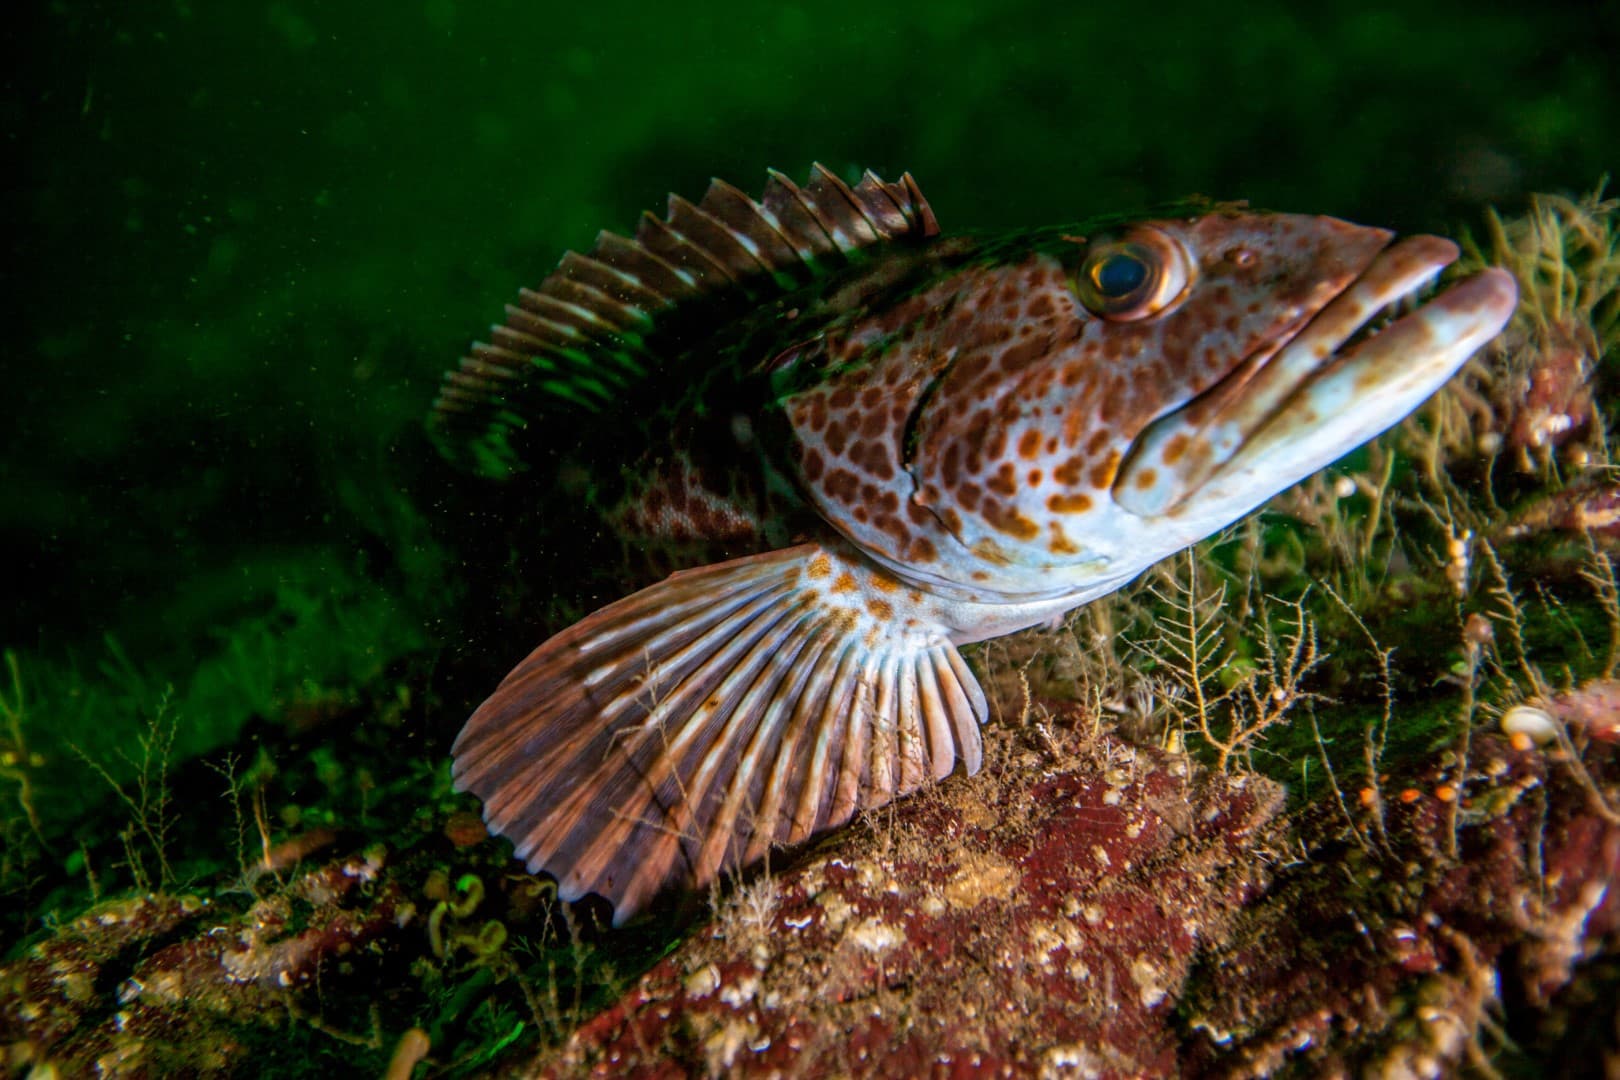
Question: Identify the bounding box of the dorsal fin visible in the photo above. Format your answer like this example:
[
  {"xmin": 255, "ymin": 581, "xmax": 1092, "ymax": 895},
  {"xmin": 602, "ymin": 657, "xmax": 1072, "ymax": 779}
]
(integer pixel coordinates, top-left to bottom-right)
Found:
[{"xmin": 431, "ymin": 165, "xmax": 940, "ymax": 477}]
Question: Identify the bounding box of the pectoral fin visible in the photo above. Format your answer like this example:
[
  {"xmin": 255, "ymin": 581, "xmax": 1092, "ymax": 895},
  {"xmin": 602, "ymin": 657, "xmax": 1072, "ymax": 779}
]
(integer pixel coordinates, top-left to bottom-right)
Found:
[{"xmin": 451, "ymin": 542, "xmax": 986, "ymax": 924}]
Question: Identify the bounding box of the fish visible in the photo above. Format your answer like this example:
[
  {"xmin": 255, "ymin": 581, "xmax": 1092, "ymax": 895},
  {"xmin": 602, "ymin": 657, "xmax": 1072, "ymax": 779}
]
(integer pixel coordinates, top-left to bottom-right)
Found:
[{"xmin": 434, "ymin": 165, "xmax": 1517, "ymax": 924}]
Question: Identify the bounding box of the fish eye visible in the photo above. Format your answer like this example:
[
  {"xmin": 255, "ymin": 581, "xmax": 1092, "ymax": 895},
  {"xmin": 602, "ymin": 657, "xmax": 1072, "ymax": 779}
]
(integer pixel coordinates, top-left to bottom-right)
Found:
[
  {"xmin": 1092, "ymin": 252, "xmax": 1148, "ymax": 296},
  {"xmin": 1073, "ymin": 226, "xmax": 1192, "ymax": 321}
]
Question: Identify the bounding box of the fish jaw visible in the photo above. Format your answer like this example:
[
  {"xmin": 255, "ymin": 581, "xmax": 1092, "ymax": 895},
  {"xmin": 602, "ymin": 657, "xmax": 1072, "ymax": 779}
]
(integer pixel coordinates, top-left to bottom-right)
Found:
[{"xmin": 1114, "ymin": 249, "xmax": 1518, "ymax": 529}]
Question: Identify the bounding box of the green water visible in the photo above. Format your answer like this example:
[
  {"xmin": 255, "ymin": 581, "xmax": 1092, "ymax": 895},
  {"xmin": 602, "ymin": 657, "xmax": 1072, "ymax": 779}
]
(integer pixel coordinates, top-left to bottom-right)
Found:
[{"xmin": 6, "ymin": 0, "xmax": 1618, "ymax": 1072}]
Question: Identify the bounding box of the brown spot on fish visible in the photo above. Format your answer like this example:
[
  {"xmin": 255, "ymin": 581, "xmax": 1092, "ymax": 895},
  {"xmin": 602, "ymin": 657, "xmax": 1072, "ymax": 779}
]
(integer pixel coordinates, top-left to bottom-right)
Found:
[
  {"xmin": 807, "ymin": 554, "xmax": 832, "ymax": 579},
  {"xmin": 971, "ymin": 538, "xmax": 1011, "ymax": 565},
  {"xmin": 983, "ymin": 500, "xmax": 1040, "ymax": 540},
  {"xmin": 988, "ymin": 463, "xmax": 1018, "ymax": 497},
  {"xmin": 1047, "ymin": 493, "xmax": 1094, "ymax": 513},
  {"xmin": 875, "ymin": 513, "xmax": 908, "ymax": 546},
  {"xmin": 1134, "ymin": 467, "xmax": 1158, "ymax": 490},
  {"xmin": 1097, "ymin": 382, "xmax": 1119, "ymax": 423},
  {"xmin": 954, "ymin": 351, "xmax": 991, "ymax": 385},
  {"xmin": 826, "ymin": 420, "xmax": 849, "ymax": 455},
  {"xmin": 1162, "ymin": 433, "xmax": 1190, "ymax": 465},
  {"xmin": 1017, "ymin": 429, "xmax": 1042, "ymax": 459},
  {"xmin": 905, "ymin": 538, "xmax": 936, "ymax": 562},
  {"xmin": 1090, "ymin": 450, "xmax": 1121, "ymax": 489},
  {"xmin": 825, "ymin": 467, "xmax": 860, "ymax": 504},
  {"xmin": 1054, "ymin": 456, "xmax": 1085, "ymax": 486},
  {"xmin": 1049, "ymin": 526, "xmax": 1080, "ymax": 555},
  {"xmin": 866, "ymin": 598, "xmax": 893, "ymax": 619},
  {"xmin": 832, "ymin": 572, "xmax": 857, "ymax": 593},
  {"xmin": 808, "ymin": 394, "xmax": 828, "ymax": 432},
  {"xmin": 870, "ymin": 573, "xmax": 898, "ymax": 592},
  {"xmin": 1000, "ymin": 334, "xmax": 1047, "ymax": 373},
  {"xmin": 848, "ymin": 439, "xmax": 879, "ymax": 475},
  {"xmin": 1062, "ymin": 406, "xmax": 1087, "ymax": 447}
]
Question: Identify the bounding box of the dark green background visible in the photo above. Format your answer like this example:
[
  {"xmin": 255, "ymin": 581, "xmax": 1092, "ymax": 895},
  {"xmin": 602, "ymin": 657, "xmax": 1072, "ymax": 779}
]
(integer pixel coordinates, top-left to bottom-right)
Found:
[{"xmin": 6, "ymin": 0, "xmax": 1617, "ymax": 807}]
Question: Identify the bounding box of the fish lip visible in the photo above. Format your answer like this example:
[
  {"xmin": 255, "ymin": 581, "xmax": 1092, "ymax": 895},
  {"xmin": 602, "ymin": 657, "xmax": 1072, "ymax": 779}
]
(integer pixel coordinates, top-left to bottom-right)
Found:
[{"xmin": 1113, "ymin": 236, "xmax": 1515, "ymax": 518}]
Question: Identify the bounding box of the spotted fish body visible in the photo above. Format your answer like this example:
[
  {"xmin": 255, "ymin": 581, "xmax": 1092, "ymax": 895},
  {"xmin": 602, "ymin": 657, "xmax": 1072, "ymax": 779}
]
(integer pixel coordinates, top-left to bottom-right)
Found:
[{"xmin": 438, "ymin": 166, "xmax": 1517, "ymax": 923}]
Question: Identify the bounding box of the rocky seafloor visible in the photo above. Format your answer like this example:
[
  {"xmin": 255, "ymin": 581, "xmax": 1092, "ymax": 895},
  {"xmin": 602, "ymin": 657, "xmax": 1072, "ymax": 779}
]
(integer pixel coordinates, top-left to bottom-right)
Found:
[{"xmin": 530, "ymin": 702, "xmax": 1618, "ymax": 1078}]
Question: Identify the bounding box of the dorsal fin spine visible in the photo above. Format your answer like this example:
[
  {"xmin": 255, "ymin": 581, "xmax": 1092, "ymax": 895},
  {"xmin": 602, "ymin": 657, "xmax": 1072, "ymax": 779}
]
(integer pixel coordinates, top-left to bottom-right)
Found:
[
  {"xmin": 688, "ymin": 188, "xmax": 805, "ymax": 293},
  {"xmin": 807, "ymin": 165, "xmax": 879, "ymax": 250},
  {"xmin": 762, "ymin": 169, "xmax": 840, "ymax": 259},
  {"xmin": 851, "ymin": 170, "xmax": 912, "ymax": 234},
  {"xmin": 558, "ymin": 252, "xmax": 665, "ymax": 315},
  {"xmin": 637, "ymin": 212, "xmax": 734, "ymax": 291},
  {"xmin": 667, "ymin": 195, "xmax": 773, "ymax": 286},
  {"xmin": 543, "ymin": 277, "xmax": 650, "ymax": 332},
  {"xmin": 516, "ymin": 290, "xmax": 610, "ymax": 336},
  {"xmin": 591, "ymin": 231, "xmax": 700, "ymax": 300},
  {"xmin": 700, "ymin": 179, "xmax": 804, "ymax": 273},
  {"xmin": 804, "ymin": 199, "xmax": 861, "ymax": 253}
]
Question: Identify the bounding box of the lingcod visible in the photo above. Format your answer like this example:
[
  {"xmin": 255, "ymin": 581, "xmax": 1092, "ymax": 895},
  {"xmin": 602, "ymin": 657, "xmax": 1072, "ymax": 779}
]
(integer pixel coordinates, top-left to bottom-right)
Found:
[{"xmin": 435, "ymin": 165, "xmax": 1516, "ymax": 924}]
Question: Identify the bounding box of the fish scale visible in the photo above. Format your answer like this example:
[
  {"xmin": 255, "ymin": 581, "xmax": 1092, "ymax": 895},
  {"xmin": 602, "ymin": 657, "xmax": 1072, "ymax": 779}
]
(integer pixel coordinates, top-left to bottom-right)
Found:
[{"xmin": 435, "ymin": 165, "xmax": 1517, "ymax": 923}]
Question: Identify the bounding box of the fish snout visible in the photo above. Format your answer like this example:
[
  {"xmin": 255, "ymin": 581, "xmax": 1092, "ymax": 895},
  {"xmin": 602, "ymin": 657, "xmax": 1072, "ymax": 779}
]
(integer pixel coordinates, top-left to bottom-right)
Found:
[{"xmin": 1110, "ymin": 235, "xmax": 1516, "ymax": 524}]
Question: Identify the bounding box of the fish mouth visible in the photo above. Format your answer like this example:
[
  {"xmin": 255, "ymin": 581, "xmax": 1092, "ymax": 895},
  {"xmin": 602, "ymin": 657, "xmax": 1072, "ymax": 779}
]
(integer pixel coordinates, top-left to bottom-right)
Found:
[{"xmin": 1113, "ymin": 235, "xmax": 1518, "ymax": 520}]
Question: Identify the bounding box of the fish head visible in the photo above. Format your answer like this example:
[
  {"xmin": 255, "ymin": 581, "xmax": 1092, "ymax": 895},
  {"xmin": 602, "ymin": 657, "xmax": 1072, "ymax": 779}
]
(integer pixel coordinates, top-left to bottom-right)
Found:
[{"xmin": 789, "ymin": 208, "xmax": 1517, "ymax": 609}]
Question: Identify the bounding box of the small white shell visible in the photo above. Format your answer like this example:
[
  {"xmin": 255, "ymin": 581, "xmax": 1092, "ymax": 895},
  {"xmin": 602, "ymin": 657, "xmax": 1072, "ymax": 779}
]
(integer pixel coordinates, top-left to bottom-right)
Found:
[{"xmin": 1500, "ymin": 704, "xmax": 1559, "ymax": 744}]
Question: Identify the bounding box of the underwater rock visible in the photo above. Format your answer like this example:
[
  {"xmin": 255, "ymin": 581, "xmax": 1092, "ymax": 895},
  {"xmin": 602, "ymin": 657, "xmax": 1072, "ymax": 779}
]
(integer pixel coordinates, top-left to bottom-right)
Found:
[
  {"xmin": 535, "ymin": 715, "xmax": 1287, "ymax": 1077},
  {"xmin": 0, "ymin": 848, "xmax": 412, "ymax": 1076},
  {"xmin": 516, "ymin": 707, "xmax": 1617, "ymax": 1077},
  {"xmin": 1500, "ymin": 481, "xmax": 1620, "ymax": 547}
]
